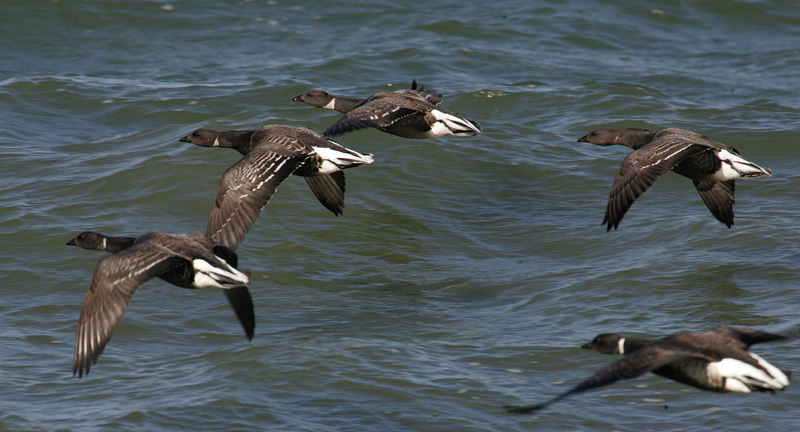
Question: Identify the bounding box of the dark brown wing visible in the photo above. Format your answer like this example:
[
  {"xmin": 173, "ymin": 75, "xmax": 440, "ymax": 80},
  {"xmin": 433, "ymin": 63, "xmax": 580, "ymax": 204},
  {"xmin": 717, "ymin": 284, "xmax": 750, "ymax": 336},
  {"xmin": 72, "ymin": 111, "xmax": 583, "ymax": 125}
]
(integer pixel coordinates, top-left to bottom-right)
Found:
[
  {"xmin": 604, "ymin": 138, "xmax": 709, "ymax": 231},
  {"xmin": 223, "ymin": 287, "xmax": 255, "ymax": 341},
  {"xmin": 693, "ymin": 180, "xmax": 735, "ymax": 228},
  {"xmin": 711, "ymin": 327, "xmax": 800, "ymax": 351},
  {"xmin": 656, "ymin": 330, "xmax": 774, "ymax": 374},
  {"xmin": 506, "ymin": 347, "xmax": 692, "ymax": 413},
  {"xmin": 304, "ymin": 171, "xmax": 346, "ymax": 216},
  {"xmin": 407, "ymin": 79, "xmax": 443, "ymax": 104},
  {"xmin": 324, "ymin": 96, "xmax": 422, "ymax": 136},
  {"xmin": 397, "ymin": 89, "xmax": 443, "ymax": 105},
  {"xmin": 206, "ymin": 148, "xmax": 307, "ymax": 251},
  {"xmin": 212, "ymin": 245, "xmax": 255, "ymax": 340},
  {"xmin": 73, "ymin": 245, "xmax": 185, "ymax": 377}
]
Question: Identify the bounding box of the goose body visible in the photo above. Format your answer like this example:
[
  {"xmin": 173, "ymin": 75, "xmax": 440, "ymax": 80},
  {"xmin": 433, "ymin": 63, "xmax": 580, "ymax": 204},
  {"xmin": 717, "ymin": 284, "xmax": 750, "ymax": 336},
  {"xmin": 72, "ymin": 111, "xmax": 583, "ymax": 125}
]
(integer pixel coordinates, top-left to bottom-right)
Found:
[
  {"xmin": 506, "ymin": 327, "xmax": 796, "ymax": 413},
  {"xmin": 578, "ymin": 128, "xmax": 772, "ymax": 230},
  {"xmin": 67, "ymin": 231, "xmax": 254, "ymax": 377},
  {"xmin": 293, "ymin": 81, "xmax": 481, "ymax": 138},
  {"xmin": 180, "ymin": 125, "xmax": 373, "ymax": 250}
]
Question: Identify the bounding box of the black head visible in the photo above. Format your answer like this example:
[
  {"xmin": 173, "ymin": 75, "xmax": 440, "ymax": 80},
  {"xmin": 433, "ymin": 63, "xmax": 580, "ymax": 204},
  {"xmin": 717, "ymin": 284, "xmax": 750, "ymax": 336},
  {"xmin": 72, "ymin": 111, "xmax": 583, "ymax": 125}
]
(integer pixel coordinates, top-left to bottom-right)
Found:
[
  {"xmin": 66, "ymin": 231, "xmax": 108, "ymax": 251},
  {"xmin": 179, "ymin": 128, "xmax": 220, "ymax": 147},
  {"xmin": 577, "ymin": 129, "xmax": 624, "ymax": 145},
  {"xmin": 292, "ymin": 90, "xmax": 334, "ymax": 107},
  {"xmin": 577, "ymin": 128, "xmax": 656, "ymax": 148},
  {"xmin": 582, "ymin": 333, "xmax": 623, "ymax": 354}
]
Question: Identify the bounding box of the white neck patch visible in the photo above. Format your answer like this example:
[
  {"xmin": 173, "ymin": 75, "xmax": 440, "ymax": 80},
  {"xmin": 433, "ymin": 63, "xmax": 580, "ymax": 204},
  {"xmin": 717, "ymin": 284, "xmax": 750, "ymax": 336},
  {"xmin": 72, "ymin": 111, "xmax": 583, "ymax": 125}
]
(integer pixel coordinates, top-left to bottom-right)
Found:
[
  {"xmin": 322, "ymin": 98, "xmax": 336, "ymax": 110},
  {"xmin": 213, "ymin": 137, "xmax": 220, "ymax": 147},
  {"xmin": 617, "ymin": 338, "xmax": 626, "ymax": 354},
  {"xmin": 101, "ymin": 237, "xmax": 107, "ymax": 251}
]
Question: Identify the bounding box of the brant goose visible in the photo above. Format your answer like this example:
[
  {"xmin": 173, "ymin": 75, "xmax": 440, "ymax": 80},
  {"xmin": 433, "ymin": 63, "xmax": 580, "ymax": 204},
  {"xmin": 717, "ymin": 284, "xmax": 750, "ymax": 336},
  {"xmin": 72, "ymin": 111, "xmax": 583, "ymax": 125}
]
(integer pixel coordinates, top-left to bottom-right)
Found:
[
  {"xmin": 506, "ymin": 327, "xmax": 796, "ymax": 413},
  {"xmin": 180, "ymin": 125, "xmax": 373, "ymax": 250},
  {"xmin": 67, "ymin": 231, "xmax": 253, "ymax": 377},
  {"xmin": 292, "ymin": 80, "xmax": 482, "ymax": 138},
  {"xmin": 577, "ymin": 128, "xmax": 772, "ymax": 230}
]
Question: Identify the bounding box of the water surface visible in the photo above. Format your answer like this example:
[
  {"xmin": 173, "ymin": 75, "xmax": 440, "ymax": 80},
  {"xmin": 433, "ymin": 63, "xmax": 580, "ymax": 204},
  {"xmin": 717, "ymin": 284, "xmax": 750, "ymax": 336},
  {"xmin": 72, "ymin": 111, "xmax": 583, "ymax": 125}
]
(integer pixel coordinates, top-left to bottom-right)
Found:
[{"xmin": 2, "ymin": 1, "xmax": 800, "ymax": 431}]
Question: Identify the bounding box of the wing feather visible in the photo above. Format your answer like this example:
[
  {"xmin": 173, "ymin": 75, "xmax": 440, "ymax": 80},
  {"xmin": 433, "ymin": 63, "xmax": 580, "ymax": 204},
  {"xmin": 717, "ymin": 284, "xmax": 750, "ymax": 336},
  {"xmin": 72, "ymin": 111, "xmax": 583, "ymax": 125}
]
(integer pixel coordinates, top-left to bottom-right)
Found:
[
  {"xmin": 206, "ymin": 149, "xmax": 306, "ymax": 250},
  {"xmin": 604, "ymin": 137, "xmax": 709, "ymax": 230},
  {"xmin": 324, "ymin": 96, "xmax": 422, "ymax": 136},
  {"xmin": 506, "ymin": 347, "xmax": 692, "ymax": 413},
  {"xmin": 73, "ymin": 245, "xmax": 184, "ymax": 377}
]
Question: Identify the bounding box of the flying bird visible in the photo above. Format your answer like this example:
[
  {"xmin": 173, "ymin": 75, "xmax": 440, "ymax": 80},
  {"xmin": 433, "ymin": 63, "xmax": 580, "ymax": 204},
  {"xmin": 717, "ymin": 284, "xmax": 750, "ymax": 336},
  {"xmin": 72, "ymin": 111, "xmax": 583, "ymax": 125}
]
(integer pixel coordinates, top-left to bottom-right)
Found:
[
  {"xmin": 67, "ymin": 231, "xmax": 253, "ymax": 377},
  {"xmin": 506, "ymin": 327, "xmax": 796, "ymax": 413},
  {"xmin": 578, "ymin": 128, "xmax": 771, "ymax": 230},
  {"xmin": 293, "ymin": 80, "xmax": 482, "ymax": 138},
  {"xmin": 180, "ymin": 125, "xmax": 373, "ymax": 251}
]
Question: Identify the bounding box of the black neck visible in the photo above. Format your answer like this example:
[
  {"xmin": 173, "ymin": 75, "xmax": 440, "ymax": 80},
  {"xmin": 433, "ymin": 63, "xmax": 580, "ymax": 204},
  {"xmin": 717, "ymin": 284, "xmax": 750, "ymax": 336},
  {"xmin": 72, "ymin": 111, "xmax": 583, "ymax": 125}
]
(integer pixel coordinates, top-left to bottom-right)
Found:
[
  {"xmin": 622, "ymin": 337, "xmax": 656, "ymax": 354},
  {"xmin": 620, "ymin": 129, "xmax": 658, "ymax": 150},
  {"xmin": 217, "ymin": 130, "xmax": 258, "ymax": 155},
  {"xmin": 104, "ymin": 236, "xmax": 137, "ymax": 253},
  {"xmin": 333, "ymin": 97, "xmax": 367, "ymax": 113}
]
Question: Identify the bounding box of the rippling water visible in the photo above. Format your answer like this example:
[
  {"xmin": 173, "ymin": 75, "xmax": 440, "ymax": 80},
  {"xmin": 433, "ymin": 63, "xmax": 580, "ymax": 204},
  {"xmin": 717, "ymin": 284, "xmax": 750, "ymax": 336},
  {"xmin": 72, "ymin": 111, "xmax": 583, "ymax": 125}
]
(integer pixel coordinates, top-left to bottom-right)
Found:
[{"xmin": 2, "ymin": 1, "xmax": 800, "ymax": 431}]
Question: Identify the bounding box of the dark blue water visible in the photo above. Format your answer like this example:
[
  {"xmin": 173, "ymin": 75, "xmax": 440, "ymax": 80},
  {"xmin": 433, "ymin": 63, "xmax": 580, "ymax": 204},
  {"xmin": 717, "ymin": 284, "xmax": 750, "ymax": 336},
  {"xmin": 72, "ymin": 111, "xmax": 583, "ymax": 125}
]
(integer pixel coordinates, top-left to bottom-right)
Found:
[{"xmin": 2, "ymin": 1, "xmax": 800, "ymax": 430}]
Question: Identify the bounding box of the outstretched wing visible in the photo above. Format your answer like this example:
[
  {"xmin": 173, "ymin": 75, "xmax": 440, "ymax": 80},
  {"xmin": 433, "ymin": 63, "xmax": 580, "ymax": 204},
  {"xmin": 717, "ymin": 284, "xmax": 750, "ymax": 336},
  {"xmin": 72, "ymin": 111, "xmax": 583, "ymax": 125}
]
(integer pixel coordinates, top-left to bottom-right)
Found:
[
  {"xmin": 693, "ymin": 180, "xmax": 735, "ymax": 228},
  {"xmin": 323, "ymin": 97, "xmax": 421, "ymax": 136},
  {"xmin": 206, "ymin": 145, "xmax": 307, "ymax": 251},
  {"xmin": 604, "ymin": 137, "xmax": 708, "ymax": 231},
  {"xmin": 304, "ymin": 171, "xmax": 346, "ymax": 216},
  {"xmin": 73, "ymin": 245, "xmax": 184, "ymax": 377},
  {"xmin": 212, "ymin": 245, "xmax": 255, "ymax": 340},
  {"xmin": 506, "ymin": 347, "xmax": 692, "ymax": 413},
  {"xmin": 712, "ymin": 327, "xmax": 800, "ymax": 351},
  {"xmin": 408, "ymin": 79, "xmax": 443, "ymax": 104},
  {"xmin": 222, "ymin": 286, "xmax": 255, "ymax": 341}
]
